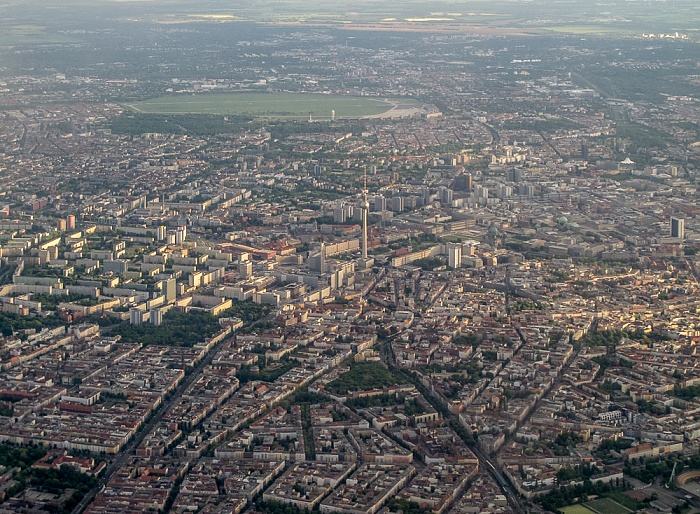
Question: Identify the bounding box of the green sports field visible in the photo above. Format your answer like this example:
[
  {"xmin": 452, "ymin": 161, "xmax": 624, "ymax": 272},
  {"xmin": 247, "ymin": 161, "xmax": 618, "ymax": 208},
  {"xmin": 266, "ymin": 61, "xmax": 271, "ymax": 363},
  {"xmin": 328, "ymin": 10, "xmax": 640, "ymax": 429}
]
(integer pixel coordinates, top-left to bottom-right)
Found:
[
  {"xmin": 585, "ymin": 498, "xmax": 632, "ymax": 514},
  {"xmin": 123, "ymin": 93, "xmax": 398, "ymax": 119},
  {"xmin": 559, "ymin": 497, "xmax": 633, "ymax": 514},
  {"xmin": 560, "ymin": 505, "xmax": 597, "ymax": 514}
]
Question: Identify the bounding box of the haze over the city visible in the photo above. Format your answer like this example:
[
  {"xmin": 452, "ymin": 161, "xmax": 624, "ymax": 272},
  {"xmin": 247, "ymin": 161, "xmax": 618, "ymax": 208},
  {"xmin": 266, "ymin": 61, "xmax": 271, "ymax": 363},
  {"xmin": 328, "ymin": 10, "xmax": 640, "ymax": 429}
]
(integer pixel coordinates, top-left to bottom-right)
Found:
[{"xmin": 0, "ymin": 0, "xmax": 699, "ymax": 513}]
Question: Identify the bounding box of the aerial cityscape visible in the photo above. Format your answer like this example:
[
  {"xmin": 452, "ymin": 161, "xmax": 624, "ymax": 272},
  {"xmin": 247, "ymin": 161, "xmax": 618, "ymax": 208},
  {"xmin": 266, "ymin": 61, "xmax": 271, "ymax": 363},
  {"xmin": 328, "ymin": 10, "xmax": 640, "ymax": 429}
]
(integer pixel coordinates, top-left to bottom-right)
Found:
[{"xmin": 0, "ymin": 0, "xmax": 699, "ymax": 513}]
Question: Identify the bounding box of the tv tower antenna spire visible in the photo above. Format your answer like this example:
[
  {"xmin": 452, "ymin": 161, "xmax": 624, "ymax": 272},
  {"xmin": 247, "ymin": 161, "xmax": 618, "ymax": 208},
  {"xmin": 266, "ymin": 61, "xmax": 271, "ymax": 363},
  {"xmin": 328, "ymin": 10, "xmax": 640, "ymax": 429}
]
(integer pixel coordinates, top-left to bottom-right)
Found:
[
  {"xmin": 363, "ymin": 165, "xmax": 367, "ymax": 195},
  {"xmin": 361, "ymin": 166, "xmax": 369, "ymax": 260}
]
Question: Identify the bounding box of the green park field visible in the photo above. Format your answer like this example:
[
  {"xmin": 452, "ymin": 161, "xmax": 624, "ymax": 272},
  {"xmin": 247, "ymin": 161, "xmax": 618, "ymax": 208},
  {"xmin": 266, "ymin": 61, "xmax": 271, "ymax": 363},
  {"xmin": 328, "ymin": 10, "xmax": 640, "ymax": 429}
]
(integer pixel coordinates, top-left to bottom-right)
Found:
[
  {"xmin": 559, "ymin": 498, "xmax": 632, "ymax": 514},
  {"xmin": 0, "ymin": 24, "xmax": 79, "ymax": 46},
  {"xmin": 123, "ymin": 93, "xmax": 398, "ymax": 119},
  {"xmin": 539, "ymin": 25, "xmax": 635, "ymax": 36},
  {"xmin": 584, "ymin": 498, "xmax": 632, "ymax": 514},
  {"xmin": 560, "ymin": 505, "xmax": 597, "ymax": 514}
]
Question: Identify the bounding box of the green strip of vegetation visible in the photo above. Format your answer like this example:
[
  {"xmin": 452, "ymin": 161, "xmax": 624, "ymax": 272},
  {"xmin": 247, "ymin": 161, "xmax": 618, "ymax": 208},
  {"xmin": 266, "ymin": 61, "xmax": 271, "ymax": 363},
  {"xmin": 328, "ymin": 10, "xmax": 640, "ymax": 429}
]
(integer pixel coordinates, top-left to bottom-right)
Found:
[
  {"xmin": 300, "ymin": 403, "xmax": 315, "ymax": 460},
  {"xmin": 0, "ymin": 312, "xmax": 66, "ymax": 339},
  {"xmin": 110, "ymin": 113, "xmax": 254, "ymax": 136},
  {"xmin": 254, "ymin": 500, "xmax": 309, "ymax": 514}
]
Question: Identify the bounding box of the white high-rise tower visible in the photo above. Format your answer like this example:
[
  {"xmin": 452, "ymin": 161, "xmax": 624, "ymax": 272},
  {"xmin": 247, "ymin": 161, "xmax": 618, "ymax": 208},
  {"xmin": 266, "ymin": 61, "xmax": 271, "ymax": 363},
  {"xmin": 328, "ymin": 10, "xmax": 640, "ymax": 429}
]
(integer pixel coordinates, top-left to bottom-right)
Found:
[{"xmin": 320, "ymin": 242, "xmax": 327, "ymax": 274}]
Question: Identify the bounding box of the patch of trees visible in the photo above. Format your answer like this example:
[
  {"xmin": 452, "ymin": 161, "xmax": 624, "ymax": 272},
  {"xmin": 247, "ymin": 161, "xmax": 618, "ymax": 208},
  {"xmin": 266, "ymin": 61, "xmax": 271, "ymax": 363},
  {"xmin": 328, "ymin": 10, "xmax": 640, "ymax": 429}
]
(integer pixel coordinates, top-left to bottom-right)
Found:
[
  {"xmin": 622, "ymin": 452, "xmax": 700, "ymax": 484},
  {"xmin": 544, "ymin": 432, "xmax": 583, "ymax": 457},
  {"xmin": 30, "ymin": 465, "xmax": 98, "ymax": 501},
  {"xmin": 31, "ymin": 292, "xmax": 98, "ymax": 310},
  {"xmin": 482, "ymin": 350, "xmax": 498, "ymax": 361},
  {"xmin": 413, "ymin": 257, "xmax": 445, "ymax": 271},
  {"xmin": 110, "ymin": 113, "xmax": 254, "ymax": 136},
  {"xmin": 403, "ymin": 397, "xmax": 427, "ymax": 416},
  {"xmin": 254, "ymin": 500, "xmax": 309, "ymax": 514},
  {"xmin": 268, "ymin": 121, "xmax": 366, "ymax": 140},
  {"xmin": 537, "ymin": 477, "xmax": 631, "ymax": 512},
  {"xmin": 241, "ymin": 320, "xmax": 277, "ymax": 335},
  {"xmin": 220, "ymin": 300, "xmax": 271, "ymax": 324},
  {"xmin": 0, "ymin": 263, "xmax": 17, "ymax": 286},
  {"xmin": 556, "ymin": 463, "xmax": 601, "ymax": 483},
  {"xmin": 346, "ymin": 393, "xmax": 404, "ymax": 409},
  {"xmin": 547, "ymin": 270, "xmax": 571, "ymax": 282},
  {"xmin": 21, "ymin": 265, "xmax": 64, "ymax": 279},
  {"xmin": 385, "ymin": 498, "xmax": 430, "ymax": 514},
  {"xmin": 674, "ymin": 384, "xmax": 700, "ymax": 400},
  {"xmin": 0, "ymin": 443, "xmax": 47, "ymax": 469},
  {"xmin": 237, "ymin": 360, "xmax": 296, "ymax": 384},
  {"xmin": 502, "ymin": 118, "xmax": 583, "ymax": 132},
  {"xmin": 279, "ymin": 390, "xmax": 328, "ymax": 410},
  {"xmin": 595, "ymin": 438, "xmax": 633, "ymax": 464},
  {"xmin": 0, "ymin": 445, "xmax": 98, "ymax": 514},
  {"xmin": 614, "ymin": 122, "xmax": 669, "ymax": 150},
  {"xmin": 505, "ymin": 241, "xmax": 525, "ymax": 252},
  {"xmin": 325, "ymin": 362, "xmax": 406, "ymax": 395},
  {"xmin": 452, "ymin": 333, "xmax": 481, "ymax": 347},
  {"xmin": 579, "ymin": 329, "xmax": 628, "ymax": 348},
  {"xmin": 502, "ymin": 386, "xmax": 532, "ymax": 401},
  {"xmin": 110, "ymin": 310, "xmax": 220, "ymax": 347},
  {"xmin": 0, "ymin": 312, "xmax": 66, "ymax": 338},
  {"xmin": 512, "ymin": 300, "xmax": 543, "ymax": 312},
  {"xmin": 623, "ymin": 455, "xmax": 678, "ymax": 483},
  {"xmin": 449, "ymin": 364, "xmax": 482, "ymax": 383}
]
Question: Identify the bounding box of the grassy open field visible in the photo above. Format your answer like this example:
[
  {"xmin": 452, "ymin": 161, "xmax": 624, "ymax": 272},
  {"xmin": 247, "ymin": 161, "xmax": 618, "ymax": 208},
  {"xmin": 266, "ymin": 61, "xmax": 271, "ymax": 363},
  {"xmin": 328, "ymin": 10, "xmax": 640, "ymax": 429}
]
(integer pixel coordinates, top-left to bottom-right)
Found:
[
  {"xmin": 560, "ymin": 505, "xmax": 597, "ymax": 514},
  {"xmin": 584, "ymin": 498, "xmax": 632, "ymax": 514},
  {"xmin": 124, "ymin": 93, "xmax": 401, "ymax": 119},
  {"xmin": 0, "ymin": 24, "xmax": 80, "ymax": 46},
  {"xmin": 604, "ymin": 493, "xmax": 642, "ymax": 512},
  {"xmin": 539, "ymin": 25, "xmax": 636, "ymax": 36}
]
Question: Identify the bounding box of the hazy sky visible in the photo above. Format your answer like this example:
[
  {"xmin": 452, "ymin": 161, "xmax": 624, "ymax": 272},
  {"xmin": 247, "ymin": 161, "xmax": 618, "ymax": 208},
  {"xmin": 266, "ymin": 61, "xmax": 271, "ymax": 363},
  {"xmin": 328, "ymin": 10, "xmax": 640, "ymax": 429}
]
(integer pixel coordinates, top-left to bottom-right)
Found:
[{"xmin": 3, "ymin": 0, "xmax": 697, "ymax": 29}]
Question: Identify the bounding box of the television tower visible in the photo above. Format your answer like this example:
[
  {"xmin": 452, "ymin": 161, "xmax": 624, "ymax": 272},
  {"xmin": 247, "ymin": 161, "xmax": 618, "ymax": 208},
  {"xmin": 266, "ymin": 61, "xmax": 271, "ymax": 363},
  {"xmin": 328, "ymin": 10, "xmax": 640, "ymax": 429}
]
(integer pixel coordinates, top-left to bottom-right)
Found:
[
  {"xmin": 320, "ymin": 241, "xmax": 326, "ymax": 274},
  {"xmin": 360, "ymin": 167, "xmax": 369, "ymax": 260}
]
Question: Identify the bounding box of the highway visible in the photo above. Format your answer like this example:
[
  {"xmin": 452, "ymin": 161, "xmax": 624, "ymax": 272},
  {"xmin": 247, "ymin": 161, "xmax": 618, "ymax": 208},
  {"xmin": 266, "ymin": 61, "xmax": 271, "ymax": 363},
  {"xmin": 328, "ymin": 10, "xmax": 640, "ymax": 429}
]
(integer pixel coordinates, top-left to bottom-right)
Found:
[
  {"xmin": 478, "ymin": 120, "xmax": 501, "ymax": 145},
  {"xmin": 70, "ymin": 339, "xmax": 225, "ymax": 514}
]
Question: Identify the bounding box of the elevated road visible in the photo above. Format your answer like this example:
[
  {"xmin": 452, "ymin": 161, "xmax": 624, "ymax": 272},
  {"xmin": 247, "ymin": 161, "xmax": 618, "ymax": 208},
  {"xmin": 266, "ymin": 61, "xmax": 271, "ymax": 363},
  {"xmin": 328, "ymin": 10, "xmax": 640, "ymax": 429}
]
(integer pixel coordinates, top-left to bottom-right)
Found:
[{"xmin": 472, "ymin": 446, "xmax": 525, "ymax": 514}]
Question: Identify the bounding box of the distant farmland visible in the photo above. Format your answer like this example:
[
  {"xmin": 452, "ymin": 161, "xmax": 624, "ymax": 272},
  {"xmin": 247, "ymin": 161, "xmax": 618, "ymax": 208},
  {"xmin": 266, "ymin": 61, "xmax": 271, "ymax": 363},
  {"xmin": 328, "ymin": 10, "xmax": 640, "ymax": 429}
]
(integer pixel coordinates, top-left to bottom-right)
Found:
[{"xmin": 123, "ymin": 93, "xmax": 401, "ymax": 119}]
